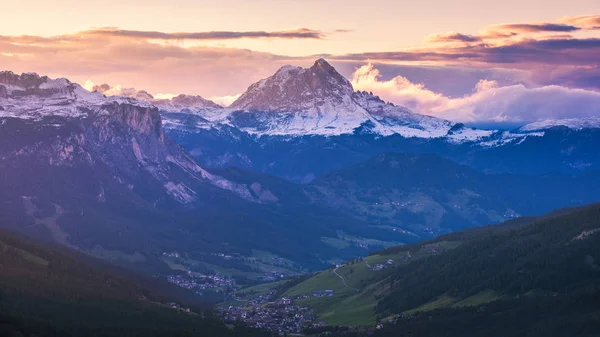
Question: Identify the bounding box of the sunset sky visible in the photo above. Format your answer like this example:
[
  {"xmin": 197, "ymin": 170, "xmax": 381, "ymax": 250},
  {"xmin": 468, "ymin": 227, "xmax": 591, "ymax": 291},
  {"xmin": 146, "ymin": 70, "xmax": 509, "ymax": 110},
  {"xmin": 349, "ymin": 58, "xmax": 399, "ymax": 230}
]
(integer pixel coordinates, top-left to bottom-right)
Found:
[{"xmin": 2, "ymin": 0, "xmax": 600, "ymax": 123}]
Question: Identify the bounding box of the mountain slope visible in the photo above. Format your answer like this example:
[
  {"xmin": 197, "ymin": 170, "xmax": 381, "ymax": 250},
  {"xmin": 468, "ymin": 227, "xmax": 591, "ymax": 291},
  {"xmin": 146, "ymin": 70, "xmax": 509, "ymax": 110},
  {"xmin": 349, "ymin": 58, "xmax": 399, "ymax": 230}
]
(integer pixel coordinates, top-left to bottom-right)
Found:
[
  {"xmin": 0, "ymin": 70, "xmax": 383, "ymax": 274},
  {"xmin": 307, "ymin": 152, "xmax": 600, "ymax": 235},
  {"xmin": 90, "ymin": 82, "xmax": 223, "ymax": 111},
  {"xmin": 277, "ymin": 203, "xmax": 600, "ymax": 330},
  {"xmin": 157, "ymin": 61, "xmax": 600, "ymax": 180},
  {"xmin": 0, "ymin": 228, "xmax": 270, "ymax": 337},
  {"xmin": 226, "ymin": 59, "xmax": 471, "ymax": 138}
]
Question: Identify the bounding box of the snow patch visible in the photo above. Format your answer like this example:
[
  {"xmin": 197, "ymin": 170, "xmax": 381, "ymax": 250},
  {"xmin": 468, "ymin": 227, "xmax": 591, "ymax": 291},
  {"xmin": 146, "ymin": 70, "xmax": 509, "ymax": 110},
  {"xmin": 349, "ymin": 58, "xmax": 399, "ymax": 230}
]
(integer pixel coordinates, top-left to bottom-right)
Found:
[
  {"xmin": 164, "ymin": 182, "xmax": 197, "ymax": 203},
  {"xmin": 573, "ymin": 228, "xmax": 600, "ymax": 241}
]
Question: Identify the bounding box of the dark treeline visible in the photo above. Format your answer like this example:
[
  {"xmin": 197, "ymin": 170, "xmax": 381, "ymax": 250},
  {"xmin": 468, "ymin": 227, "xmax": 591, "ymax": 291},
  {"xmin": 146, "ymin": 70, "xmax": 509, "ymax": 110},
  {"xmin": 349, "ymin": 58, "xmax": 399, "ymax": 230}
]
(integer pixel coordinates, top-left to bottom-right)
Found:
[{"xmin": 0, "ymin": 229, "xmax": 272, "ymax": 337}]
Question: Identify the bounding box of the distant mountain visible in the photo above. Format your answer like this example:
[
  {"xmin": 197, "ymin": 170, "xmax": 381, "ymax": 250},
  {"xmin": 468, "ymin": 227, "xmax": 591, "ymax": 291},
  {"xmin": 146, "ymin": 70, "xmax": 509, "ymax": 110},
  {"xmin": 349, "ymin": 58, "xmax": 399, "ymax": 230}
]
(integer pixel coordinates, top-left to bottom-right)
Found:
[
  {"xmin": 0, "ymin": 70, "xmax": 386, "ymax": 274},
  {"xmin": 215, "ymin": 152, "xmax": 600, "ymax": 240},
  {"xmin": 0, "ymin": 228, "xmax": 269, "ymax": 337},
  {"xmin": 225, "ymin": 59, "xmax": 487, "ymax": 139},
  {"xmin": 159, "ymin": 60, "xmax": 600, "ymax": 180},
  {"xmin": 3, "ymin": 69, "xmax": 600, "ymax": 281},
  {"xmin": 91, "ymin": 82, "xmax": 222, "ymax": 111},
  {"xmin": 520, "ymin": 116, "xmax": 600, "ymax": 131}
]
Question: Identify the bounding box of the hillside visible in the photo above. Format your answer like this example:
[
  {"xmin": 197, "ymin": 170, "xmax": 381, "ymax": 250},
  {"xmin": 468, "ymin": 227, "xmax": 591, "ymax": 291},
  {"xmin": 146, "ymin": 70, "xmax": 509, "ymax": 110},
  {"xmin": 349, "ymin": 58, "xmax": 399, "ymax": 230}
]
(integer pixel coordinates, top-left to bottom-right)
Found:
[
  {"xmin": 276, "ymin": 203, "xmax": 600, "ymax": 328},
  {"xmin": 0, "ymin": 72, "xmax": 383, "ymax": 276},
  {"xmin": 0, "ymin": 228, "xmax": 270, "ymax": 337},
  {"xmin": 308, "ymin": 152, "xmax": 600, "ymax": 234}
]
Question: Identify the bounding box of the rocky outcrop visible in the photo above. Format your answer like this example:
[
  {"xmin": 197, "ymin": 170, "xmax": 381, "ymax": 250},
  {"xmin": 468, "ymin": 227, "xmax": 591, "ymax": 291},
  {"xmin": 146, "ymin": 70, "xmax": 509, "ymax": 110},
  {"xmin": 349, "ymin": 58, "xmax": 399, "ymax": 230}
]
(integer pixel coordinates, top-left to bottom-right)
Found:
[
  {"xmin": 0, "ymin": 71, "xmax": 77, "ymax": 97},
  {"xmin": 230, "ymin": 58, "xmax": 354, "ymax": 111},
  {"xmin": 0, "ymin": 71, "xmax": 46, "ymax": 88},
  {"xmin": 169, "ymin": 94, "xmax": 222, "ymax": 109},
  {"xmin": 0, "ymin": 85, "xmax": 7, "ymax": 99}
]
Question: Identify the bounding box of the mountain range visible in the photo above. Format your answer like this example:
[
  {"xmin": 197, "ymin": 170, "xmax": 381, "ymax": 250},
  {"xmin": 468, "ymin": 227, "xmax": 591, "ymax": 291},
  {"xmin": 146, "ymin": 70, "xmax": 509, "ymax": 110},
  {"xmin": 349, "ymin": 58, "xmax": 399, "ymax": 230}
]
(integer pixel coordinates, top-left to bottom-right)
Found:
[
  {"xmin": 2, "ymin": 61, "xmax": 600, "ymax": 277},
  {"xmin": 151, "ymin": 60, "xmax": 600, "ymax": 181},
  {"xmin": 1, "ymin": 58, "xmax": 600, "ymax": 335}
]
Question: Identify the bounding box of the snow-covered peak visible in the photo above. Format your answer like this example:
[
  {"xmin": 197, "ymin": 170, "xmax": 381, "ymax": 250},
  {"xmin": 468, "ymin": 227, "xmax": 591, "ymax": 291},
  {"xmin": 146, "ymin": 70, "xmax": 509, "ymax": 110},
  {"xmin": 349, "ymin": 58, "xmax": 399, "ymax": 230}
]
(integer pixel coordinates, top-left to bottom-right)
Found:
[
  {"xmin": 153, "ymin": 94, "xmax": 222, "ymax": 112},
  {"xmin": 230, "ymin": 58, "xmax": 354, "ymax": 112},
  {"xmin": 0, "ymin": 71, "xmax": 147, "ymax": 120},
  {"xmin": 91, "ymin": 83, "xmax": 221, "ymax": 112},
  {"xmin": 520, "ymin": 117, "xmax": 600, "ymax": 132},
  {"xmin": 225, "ymin": 59, "xmax": 477, "ymax": 139}
]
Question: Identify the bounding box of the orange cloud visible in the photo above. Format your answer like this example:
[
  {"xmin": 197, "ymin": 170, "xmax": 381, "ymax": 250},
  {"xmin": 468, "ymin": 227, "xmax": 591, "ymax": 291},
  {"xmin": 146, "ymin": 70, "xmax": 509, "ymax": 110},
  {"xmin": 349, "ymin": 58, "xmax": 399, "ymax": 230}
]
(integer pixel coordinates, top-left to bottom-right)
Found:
[{"xmin": 560, "ymin": 15, "xmax": 600, "ymax": 29}]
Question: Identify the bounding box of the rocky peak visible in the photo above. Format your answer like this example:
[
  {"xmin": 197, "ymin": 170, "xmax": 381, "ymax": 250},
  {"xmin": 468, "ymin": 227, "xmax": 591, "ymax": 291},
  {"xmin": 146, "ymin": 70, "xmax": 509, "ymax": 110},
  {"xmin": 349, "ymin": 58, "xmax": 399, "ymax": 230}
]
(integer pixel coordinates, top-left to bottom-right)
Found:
[
  {"xmin": 164, "ymin": 94, "xmax": 222, "ymax": 110},
  {"xmin": 99, "ymin": 102, "xmax": 164, "ymax": 140},
  {"xmin": 0, "ymin": 71, "xmax": 45, "ymax": 88},
  {"xmin": 308, "ymin": 58, "xmax": 352, "ymax": 90},
  {"xmin": 134, "ymin": 90, "xmax": 155, "ymax": 102},
  {"xmin": 91, "ymin": 83, "xmax": 221, "ymax": 111},
  {"xmin": 230, "ymin": 58, "xmax": 354, "ymax": 111},
  {"xmin": 0, "ymin": 71, "xmax": 78, "ymax": 98}
]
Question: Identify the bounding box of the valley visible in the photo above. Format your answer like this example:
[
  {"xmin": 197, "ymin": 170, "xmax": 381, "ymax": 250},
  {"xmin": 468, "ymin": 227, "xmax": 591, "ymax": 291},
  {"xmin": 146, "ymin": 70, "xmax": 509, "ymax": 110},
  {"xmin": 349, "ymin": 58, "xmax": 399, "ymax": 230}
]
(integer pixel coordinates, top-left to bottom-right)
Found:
[{"xmin": 1, "ymin": 57, "xmax": 600, "ymax": 336}]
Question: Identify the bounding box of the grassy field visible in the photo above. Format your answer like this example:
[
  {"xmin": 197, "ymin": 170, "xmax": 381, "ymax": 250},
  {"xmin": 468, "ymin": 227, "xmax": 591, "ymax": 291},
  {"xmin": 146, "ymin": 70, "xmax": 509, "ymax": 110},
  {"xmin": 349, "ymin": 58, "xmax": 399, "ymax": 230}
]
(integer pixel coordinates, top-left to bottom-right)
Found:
[
  {"xmin": 405, "ymin": 295, "xmax": 458, "ymax": 314},
  {"xmin": 237, "ymin": 280, "xmax": 288, "ymax": 296},
  {"xmin": 280, "ymin": 240, "xmax": 465, "ymax": 326},
  {"xmin": 453, "ymin": 290, "xmax": 500, "ymax": 308},
  {"xmin": 0, "ymin": 239, "xmax": 49, "ymax": 267}
]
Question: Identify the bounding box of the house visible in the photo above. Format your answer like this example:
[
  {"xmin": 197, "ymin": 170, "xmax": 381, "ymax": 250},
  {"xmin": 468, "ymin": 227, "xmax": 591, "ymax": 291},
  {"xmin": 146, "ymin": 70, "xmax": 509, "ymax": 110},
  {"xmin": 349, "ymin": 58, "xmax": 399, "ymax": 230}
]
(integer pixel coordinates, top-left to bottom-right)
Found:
[{"xmin": 387, "ymin": 259, "xmax": 394, "ymax": 265}]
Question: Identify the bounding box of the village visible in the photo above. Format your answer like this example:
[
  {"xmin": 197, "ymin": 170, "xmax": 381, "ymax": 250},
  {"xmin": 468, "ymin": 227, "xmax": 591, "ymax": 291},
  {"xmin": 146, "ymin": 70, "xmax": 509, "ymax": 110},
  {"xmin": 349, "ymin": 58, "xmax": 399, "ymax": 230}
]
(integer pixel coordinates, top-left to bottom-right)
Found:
[
  {"xmin": 219, "ymin": 288, "xmax": 339, "ymax": 335},
  {"xmin": 166, "ymin": 272, "xmax": 236, "ymax": 295}
]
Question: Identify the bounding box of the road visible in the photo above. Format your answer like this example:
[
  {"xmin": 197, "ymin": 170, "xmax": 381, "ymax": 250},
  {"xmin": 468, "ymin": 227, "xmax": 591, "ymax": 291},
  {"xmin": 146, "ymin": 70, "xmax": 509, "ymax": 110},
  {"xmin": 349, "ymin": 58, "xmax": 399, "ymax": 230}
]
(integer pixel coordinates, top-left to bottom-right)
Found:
[{"xmin": 333, "ymin": 266, "xmax": 360, "ymax": 292}]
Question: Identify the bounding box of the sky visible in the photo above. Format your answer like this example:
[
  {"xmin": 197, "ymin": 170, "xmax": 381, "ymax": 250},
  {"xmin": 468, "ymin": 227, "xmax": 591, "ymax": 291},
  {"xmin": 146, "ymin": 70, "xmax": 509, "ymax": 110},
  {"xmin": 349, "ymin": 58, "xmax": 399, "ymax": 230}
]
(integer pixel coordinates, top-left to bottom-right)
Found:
[{"xmin": 1, "ymin": 0, "xmax": 600, "ymax": 123}]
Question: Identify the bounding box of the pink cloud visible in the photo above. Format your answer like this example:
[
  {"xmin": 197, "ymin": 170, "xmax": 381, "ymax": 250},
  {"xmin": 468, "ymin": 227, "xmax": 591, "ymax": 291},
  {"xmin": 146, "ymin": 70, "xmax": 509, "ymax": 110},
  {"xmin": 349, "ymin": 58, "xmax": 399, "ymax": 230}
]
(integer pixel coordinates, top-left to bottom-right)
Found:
[{"xmin": 350, "ymin": 64, "xmax": 600, "ymax": 123}]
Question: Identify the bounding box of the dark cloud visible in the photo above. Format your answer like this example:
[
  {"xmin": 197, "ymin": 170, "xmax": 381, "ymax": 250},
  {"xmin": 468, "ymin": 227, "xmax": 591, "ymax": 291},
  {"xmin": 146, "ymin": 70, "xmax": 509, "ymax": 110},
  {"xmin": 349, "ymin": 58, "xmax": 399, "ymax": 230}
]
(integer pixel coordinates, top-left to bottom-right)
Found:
[
  {"xmin": 427, "ymin": 33, "xmax": 481, "ymax": 43},
  {"xmin": 334, "ymin": 38, "xmax": 600, "ymax": 67},
  {"xmin": 81, "ymin": 27, "xmax": 326, "ymax": 40},
  {"xmin": 492, "ymin": 23, "xmax": 581, "ymax": 33}
]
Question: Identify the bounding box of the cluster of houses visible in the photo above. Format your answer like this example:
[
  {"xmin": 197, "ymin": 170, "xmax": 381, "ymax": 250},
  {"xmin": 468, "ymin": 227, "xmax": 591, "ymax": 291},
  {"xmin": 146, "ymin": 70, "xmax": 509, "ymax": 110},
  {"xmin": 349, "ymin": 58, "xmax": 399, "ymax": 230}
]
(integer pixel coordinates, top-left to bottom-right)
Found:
[
  {"xmin": 312, "ymin": 290, "xmax": 335, "ymax": 297},
  {"xmin": 166, "ymin": 301, "xmax": 191, "ymax": 313},
  {"xmin": 220, "ymin": 299, "xmax": 317, "ymax": 335},
  {"xmin": 373, "ymin": 201, "xmax": 425, "ymax": 207},
  {"xmin": 366, "ymin": 259, "xmax": 395, "ymax": 271},
  {"xmin": 166, "ymin": 273, "xmax": 236, "ymax": 295},
  {"xmin": 162, "ymin": 251, "xmax": 180, "ymax": 258}
]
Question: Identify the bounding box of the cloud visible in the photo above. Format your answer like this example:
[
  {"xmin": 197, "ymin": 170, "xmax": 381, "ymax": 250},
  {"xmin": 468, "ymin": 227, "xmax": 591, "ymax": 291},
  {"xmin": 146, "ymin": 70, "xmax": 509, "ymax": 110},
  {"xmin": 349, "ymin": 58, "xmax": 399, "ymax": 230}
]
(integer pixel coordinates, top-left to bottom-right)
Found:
[
  {"xmin": 351, "ymin": 63, "xmax": 450, "ymax": 112},
  {"xmin": 350, "ymin": 64, "xmax": 600, "ymax": 124},
  {"xmin": 560, "ymin": 15, "xmax": 600, "ymax": 29},
  {"xmin": 0, "ymin": 31, "xmax": 295, "ymax": 98},
  {"xmin": 487, "ymin": 23, "xmax": 581, "ymax": 34},
  {"xmin": 426, "ymin": 32, "xmax": 481, "ymax": 43},
  {"xmin": 154, "ymin": 93, "xmax": 178, "ymax": 100},
  {"xmin": 209, "ymin": 94, "xmax": 242, "ymax": 107},
  {"xmin": 80, "ymin": 27, "xmax": 326, "ymax": 40},
  {"xmin": 336, "ymin": 37, "xmax": 600, "ymax": 67},
  {"xmin": 1, "ymin": 14, "xmax": 599, "ymax": 102},
  {"xmin": 84, "ymin": 81, "xmax": 141, "ymax": 97}
]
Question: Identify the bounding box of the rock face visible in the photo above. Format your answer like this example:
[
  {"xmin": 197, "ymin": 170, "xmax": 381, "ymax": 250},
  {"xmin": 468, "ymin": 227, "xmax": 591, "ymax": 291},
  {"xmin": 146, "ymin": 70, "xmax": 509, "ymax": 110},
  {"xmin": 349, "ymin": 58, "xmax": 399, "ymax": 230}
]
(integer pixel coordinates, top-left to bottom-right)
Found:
[
  {"xmin": 91, "ymin": 83, "xmax": 222, "ymax": 111},
  {"xmin": 153, "ymin": 94, "xmax": 222, "ymax": 111},
  {"xmin": 212, "ymin": 58, "xmax": 468, "ymax": 137},
  {"xmin": 0, "ymin": 85, "xmax": 7, "ymax": 99},
  {"xmin": 0, "ymin": 73, "xmax": 377, "ymax": 272},
  {"xmin": 0, "ymin": 71, "xmax": 79, "ymax": 97},
  {"xmin": 231, "ymin": 58, "xmax": 354, "ymax": 111}
]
